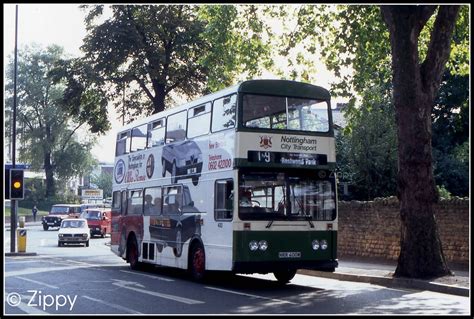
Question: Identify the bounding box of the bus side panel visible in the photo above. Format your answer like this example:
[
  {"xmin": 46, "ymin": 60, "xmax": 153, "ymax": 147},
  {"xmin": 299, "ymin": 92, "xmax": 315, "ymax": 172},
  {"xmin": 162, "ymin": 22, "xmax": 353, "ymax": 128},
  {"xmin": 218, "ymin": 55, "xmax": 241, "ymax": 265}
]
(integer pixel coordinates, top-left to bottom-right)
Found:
[
  {"xmin": 200, "ymin": 131, "xmax": 236, "ymax": 271},
  {"xmin": 112, "ymin": 126, "xmax": 236, "ymax": 270},
  {"xmin": 199, "ymin": 177, "xmax": 233, "ymax": 271},
  {"xmin": 110, "ymin": 208, "xmax": 122, "ymax": 257}
]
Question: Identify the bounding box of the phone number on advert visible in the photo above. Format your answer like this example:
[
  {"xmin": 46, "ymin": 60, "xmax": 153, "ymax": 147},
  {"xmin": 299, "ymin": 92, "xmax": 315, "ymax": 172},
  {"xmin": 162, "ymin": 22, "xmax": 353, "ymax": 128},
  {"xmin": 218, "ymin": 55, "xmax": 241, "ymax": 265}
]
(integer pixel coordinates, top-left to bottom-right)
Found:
[{"xmin": 208, "ymin": 158, "xmax": 232, "ymax": 170}]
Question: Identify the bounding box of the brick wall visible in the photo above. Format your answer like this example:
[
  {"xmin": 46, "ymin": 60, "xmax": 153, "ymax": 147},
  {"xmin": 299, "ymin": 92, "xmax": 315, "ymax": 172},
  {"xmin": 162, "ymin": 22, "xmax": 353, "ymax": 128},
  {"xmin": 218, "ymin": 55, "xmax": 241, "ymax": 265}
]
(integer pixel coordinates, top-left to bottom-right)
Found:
[{"xmin": 337, "ymin": 197, "xmax": 469, "ymax": 265}]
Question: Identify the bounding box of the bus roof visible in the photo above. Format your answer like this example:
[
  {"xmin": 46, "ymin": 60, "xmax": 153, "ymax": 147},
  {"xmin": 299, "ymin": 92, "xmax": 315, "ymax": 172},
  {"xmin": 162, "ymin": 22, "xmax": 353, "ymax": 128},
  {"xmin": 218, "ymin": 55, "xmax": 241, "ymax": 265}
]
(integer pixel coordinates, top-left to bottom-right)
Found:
[
  {"xmin": 118, "ymin": 79, "xmax": 330, "ymax": 132},
  {"xmin": 238, "ymin": 79, "xmax": 331, "ymax": 100}
]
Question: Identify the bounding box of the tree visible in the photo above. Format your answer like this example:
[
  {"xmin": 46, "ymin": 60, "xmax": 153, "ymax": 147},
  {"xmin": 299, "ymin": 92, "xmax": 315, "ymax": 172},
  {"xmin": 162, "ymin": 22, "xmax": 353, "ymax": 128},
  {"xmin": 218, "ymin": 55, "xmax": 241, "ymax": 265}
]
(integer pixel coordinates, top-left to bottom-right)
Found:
[
  {"xmin": 5, "ymin": 45, "xmax": 108, "ymax": 198},
  {"xmin": 91, "ymin": 171, "xmax": 113, "ymax": 199},
  {"xmin": 272, "ymin": 5, "xmax": 470, "ymax": 277},
  {"xmin": 432, "ymin": 72, "xmax": 469, "ymax": 196},
  {"xmin": 79, "ymin": 5, "xmax": 271, "ymax": 120},
  {"xmin": 380, "ymin": 5, "xmax": 460, "ymax": 278},
  {"xmin": 336, "ymin": 85, "xmax": 398, "ymax": 201}
]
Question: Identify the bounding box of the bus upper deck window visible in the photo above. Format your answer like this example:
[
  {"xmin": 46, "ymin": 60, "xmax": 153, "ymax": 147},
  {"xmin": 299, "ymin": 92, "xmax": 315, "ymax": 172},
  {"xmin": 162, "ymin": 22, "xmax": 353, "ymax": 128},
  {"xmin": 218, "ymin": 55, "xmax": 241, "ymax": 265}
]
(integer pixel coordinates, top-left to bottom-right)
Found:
[
  {"xmin": 148, "ymin": 118, "xmax": 165, "ymax": 148},
  {"xmin": 188, "ymin": 103, "xmax": 211, "ymax": 138},
  {"xmin": 131, "ymin": 124, "xmax": 147, "ymax": 152},
  {"xmin": 116, "ymin": 131, "xmax": 130, "ymax": 156},
  {"xmin": 166, "ymin": 111, "xmax": 187, "ymax": 143},
  {"xmin": 211, "ymin": 94, "xmax": 236, "ymax": 132}
]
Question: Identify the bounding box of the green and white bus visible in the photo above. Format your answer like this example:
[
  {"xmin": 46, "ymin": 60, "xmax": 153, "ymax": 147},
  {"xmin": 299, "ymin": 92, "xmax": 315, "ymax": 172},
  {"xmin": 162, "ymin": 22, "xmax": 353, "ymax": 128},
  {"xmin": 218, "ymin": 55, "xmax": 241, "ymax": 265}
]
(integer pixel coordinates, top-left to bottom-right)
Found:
[{"xmin": 111, "ymin": 79, "xmax": 338, "ymax": 284}]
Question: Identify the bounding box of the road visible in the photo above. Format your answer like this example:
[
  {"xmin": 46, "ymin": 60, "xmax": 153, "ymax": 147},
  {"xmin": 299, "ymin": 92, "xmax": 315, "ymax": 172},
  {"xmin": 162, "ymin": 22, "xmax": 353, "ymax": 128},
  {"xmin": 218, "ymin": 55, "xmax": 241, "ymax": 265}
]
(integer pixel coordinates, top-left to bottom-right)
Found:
[{"xmin": 4, "ymin": 225, "xmax": 470, "ymax": 315}]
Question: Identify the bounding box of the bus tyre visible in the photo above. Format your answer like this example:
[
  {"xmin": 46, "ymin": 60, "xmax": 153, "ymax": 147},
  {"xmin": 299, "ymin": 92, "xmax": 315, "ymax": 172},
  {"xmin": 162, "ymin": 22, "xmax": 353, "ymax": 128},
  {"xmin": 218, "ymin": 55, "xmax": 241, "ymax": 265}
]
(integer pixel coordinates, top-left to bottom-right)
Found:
[
  {"xmin": 173, "ymin": 229, "xmax": 183, "ymax": 257},
  {"xmin": 189, "ymin": 243, "xmax": 206, "ymax": 281},
  {"xmin": 43, "ymin": 224, "xmax": 49, "ymax": 231},
  {"xmin": 128, "ymin": 236, "xmax": 142, "ymax": 270},
  {"xmin": 171, "ymin": 162, "xmax": 178, "ymax": 184},
  {"xmin": 273, "ymin": 269, "xmax": 297, "ymax": 284},
  {"xmin": 161, "ymin": 159, "xmax": 166, "ymax": 177}
]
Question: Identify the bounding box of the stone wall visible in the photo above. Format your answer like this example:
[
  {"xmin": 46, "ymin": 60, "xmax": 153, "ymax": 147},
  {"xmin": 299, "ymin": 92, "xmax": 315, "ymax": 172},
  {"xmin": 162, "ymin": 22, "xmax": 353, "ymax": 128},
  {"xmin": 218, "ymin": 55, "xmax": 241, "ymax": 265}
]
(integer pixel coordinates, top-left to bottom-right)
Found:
[{"xmin": 337, "ymin": 197, "xmax": 469, "ymax": 265}]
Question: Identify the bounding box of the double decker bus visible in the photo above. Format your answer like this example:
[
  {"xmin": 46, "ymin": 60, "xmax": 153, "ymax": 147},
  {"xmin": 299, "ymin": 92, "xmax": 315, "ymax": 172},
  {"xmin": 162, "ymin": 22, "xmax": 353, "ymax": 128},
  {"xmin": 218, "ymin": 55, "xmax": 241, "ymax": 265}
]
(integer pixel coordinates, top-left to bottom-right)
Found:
[{"xmin": 111, "ymin": 79, "xmax": 338, "ymax": 284}]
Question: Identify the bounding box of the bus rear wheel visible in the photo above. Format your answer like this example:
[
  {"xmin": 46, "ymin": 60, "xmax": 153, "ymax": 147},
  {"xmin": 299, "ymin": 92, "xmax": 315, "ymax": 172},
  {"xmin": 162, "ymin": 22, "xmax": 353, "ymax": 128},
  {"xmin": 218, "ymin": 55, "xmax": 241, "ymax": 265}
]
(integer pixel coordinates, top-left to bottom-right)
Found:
[
  {"xmin": 189, "ymin": 243, "xmax": 206, "ymax": 281},
  {"xmin": 273, "ymin": 269, "xmax": 297, "ymax": 284}
]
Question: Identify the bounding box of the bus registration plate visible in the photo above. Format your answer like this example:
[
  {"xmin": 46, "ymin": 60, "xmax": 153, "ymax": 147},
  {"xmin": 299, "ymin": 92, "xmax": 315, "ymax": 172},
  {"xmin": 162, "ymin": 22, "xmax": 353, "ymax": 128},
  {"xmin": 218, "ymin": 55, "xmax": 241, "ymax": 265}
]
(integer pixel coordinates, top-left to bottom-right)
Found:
[{"xmin": 278, "ymin": 252, "xmax": 301, "ymax": 258}]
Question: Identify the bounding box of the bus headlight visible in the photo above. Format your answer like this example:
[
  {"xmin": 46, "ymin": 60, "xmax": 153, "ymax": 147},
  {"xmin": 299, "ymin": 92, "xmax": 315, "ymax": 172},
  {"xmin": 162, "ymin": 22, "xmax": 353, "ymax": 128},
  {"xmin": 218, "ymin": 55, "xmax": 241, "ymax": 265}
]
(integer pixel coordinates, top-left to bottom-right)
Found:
[
  {"xmin": 320, "ymin": 239, "xmax": 328, "ymax": 250},
  {"xmin": 258, "ymin": 240, "xmax": 268, "ymax": 251},
  {"xmin": 249, "ymin": 241, "xmax": 258, "ymax": 251},
  {"xmin": 312, "ymin": 240, "xmax": 320, "ymax": 250}
]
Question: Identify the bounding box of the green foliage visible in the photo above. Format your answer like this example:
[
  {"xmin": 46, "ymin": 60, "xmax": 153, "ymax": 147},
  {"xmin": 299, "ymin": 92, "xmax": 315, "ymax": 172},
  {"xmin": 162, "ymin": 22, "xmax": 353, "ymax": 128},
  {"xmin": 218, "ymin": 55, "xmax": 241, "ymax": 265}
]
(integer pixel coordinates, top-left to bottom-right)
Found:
[
  {"xmin": 78, "ymin": 5, "xmax": 271, "ymax": 120},
  {"xmin": 432, "ymin": 71, "xmax": 469, "ymax": 196},
  {"xmin": 276, "ymin": 4, "xmax": 469, "ymax": 199},
  {"xmin": 336, "ymin": 90, "xmax": 398, "ymax": 200},
  {"xmin": 80, "ymin": 5, "xmax": 210, "ymax": 116},
  {"xmin": 436, "ymin": 185, "xmax": 452, "ymax": 200},
  {"xmin": 19, "ymin": 178, "xmax": 81, "ymax": 211},
  {"xmin": 91, "ymin": 171, "xmax": 113, "ymax": 198},
  {"xmin": 198, "ymin": 5, "xmax": 272, "ymax": 92},
  {"xmin": 50, "ymin": 58, "xmax": 111, "ymax": 134}
]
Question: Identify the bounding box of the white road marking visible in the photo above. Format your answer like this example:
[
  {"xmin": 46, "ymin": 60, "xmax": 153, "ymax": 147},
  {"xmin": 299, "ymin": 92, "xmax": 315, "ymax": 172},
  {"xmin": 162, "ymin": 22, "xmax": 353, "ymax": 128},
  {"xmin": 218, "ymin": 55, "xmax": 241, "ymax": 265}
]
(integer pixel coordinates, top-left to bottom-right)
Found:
[
  {"xmin": 6, "ymin": 265, "xmax": 93, "ymax": 277},
  {"xmin": 15, "ymin": 277, "xmax": 59, "ymax": 289},
  {"xmin": 82, "ymin": 295, "xmax": 143, "ymax": 314},
  {"xmin": 112, "ymin": 279, "xmax": 204, "ymax": 305},
  {"xmin": 204, "ymin": 286, "xmax": 298, "ymax": 305},
  {"xmin": 5, "ymin": 260, "xmax": 41, "ymax": 264},
  {"xmin": 120, "ymin": 270, "xmax": 174, "ymax": 282}
]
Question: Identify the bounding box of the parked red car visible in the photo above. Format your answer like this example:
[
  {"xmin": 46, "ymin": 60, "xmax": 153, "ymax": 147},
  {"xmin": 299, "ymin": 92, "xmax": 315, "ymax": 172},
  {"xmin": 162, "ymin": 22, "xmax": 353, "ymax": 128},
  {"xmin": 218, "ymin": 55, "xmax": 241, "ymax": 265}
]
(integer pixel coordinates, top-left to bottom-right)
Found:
[{"xmin": 81, "ymin": 208, "xmax": 112, "ymax": 238}]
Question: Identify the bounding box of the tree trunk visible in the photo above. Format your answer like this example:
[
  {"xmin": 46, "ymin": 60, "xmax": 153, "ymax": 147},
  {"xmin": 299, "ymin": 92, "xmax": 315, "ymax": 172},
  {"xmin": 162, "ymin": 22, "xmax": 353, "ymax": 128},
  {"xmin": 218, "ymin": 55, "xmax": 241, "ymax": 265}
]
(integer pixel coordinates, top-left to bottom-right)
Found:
[
  {"xmin": 152, "ymin": 82, "xmax": 166, "ymax": 114},
  {"xmin": 395, "ymin": 96, "xmax": 451, "ymax": 278},
  {"xmin": 44, "ymin": 152, "xmax": 55, "ymax": 198},
  {"xmin": 381, "ymin": 5, "xmax": 459, "ymax": 278}
]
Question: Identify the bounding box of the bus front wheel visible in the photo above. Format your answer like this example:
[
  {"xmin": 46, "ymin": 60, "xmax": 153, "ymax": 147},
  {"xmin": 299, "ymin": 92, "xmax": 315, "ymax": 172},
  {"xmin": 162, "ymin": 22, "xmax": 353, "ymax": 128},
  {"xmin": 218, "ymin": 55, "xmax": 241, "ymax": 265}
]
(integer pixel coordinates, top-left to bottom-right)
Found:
[
  {"xmin": 189, "ymin": 243, "xmax": 206, "ymax": 281},
  {"xmin": 273, "ymin": 269, "xmax": 297, "ymax": 284}
]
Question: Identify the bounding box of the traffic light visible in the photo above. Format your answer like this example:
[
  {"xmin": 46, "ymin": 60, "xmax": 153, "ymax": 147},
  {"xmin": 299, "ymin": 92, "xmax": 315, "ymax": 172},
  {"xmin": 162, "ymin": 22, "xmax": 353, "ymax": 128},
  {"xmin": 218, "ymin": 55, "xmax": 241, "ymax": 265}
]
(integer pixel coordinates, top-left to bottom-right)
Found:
[{"xmin": 10, "ymin": 169, "xmax": 24, "ymax": 200}]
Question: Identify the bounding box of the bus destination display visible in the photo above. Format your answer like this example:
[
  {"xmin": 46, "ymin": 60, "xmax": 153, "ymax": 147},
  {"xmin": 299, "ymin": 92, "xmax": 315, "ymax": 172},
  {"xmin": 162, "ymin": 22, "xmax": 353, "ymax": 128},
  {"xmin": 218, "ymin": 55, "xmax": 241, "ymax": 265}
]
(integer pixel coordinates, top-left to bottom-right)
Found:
[{"xmin": 248, "ymin": 151, "xmax": 327, "ymax": 166}]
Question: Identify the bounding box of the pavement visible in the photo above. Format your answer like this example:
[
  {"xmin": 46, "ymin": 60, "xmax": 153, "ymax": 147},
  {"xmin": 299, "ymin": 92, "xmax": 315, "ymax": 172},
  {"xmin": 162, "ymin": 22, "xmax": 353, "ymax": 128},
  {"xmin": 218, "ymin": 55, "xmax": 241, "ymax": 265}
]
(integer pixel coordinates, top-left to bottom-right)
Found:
[
  {"xmin": 299, "ymin": 256, "xmax": 470, "ymax": 297},
  {"xmin": 5, "ymin": 221, "xmax": 470, "ymax": 297}
]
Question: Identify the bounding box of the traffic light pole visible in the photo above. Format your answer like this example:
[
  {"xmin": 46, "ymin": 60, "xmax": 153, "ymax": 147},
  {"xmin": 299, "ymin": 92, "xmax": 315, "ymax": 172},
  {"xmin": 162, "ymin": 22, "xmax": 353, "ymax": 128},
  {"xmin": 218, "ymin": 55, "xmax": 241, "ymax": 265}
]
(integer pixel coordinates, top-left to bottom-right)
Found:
[
  {"xmin": 10, "ymin": 5, "xmax": 19, "ymax": 253},
  {"xmin": 11, "ymin": 200, "xmax": 17, "ymax": 253}
]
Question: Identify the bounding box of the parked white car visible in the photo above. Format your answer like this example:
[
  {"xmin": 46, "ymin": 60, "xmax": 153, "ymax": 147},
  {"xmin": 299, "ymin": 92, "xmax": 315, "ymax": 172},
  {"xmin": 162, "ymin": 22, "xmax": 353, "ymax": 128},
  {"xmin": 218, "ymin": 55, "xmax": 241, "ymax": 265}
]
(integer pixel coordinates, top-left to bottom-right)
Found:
[{"xmin": 58, "ymin": 218, "xmax": 90, "ymax": 247}]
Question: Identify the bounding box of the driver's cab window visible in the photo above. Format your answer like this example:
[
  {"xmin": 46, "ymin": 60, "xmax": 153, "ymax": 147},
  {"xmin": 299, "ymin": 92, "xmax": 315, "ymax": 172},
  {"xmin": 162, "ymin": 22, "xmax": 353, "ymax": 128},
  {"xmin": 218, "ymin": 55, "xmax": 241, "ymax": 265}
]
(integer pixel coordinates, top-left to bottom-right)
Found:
[{"xmin": 239, "ymin": 186, "xmax": 253, "ymax": 207}]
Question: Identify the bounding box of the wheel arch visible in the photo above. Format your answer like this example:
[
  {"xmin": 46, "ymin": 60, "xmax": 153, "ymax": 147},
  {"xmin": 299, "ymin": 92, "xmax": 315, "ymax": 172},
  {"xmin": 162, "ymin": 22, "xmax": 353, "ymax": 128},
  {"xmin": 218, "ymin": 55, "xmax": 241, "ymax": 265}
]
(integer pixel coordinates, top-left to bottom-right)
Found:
[
  {"xmin": 126, "ymin": 231, "xmax": 139, "ymax": 262},
  {"xmin": 188, "ymin": 236, "xmax": 205, "ymax": 263}
]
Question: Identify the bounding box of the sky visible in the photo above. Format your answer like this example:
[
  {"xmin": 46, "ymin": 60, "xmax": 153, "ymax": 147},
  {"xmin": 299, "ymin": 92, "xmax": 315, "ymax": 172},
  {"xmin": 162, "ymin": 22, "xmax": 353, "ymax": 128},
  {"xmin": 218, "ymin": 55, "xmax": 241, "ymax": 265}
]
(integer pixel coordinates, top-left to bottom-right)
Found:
[{"xmin": 4, "ymin": 4, "xmax": 345, "ymax": 164}]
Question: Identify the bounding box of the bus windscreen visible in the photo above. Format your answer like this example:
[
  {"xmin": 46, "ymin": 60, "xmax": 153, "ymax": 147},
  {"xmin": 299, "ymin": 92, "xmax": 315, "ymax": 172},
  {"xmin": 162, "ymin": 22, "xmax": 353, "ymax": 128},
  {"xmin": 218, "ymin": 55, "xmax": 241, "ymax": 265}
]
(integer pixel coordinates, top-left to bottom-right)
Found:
[
  {"xmin": 238, "ymin": 171, "xmax": 336, "ymax": 221},
  {"xmin": 242, "ymin": 94, "xmax": 329, "ymax": 132}
]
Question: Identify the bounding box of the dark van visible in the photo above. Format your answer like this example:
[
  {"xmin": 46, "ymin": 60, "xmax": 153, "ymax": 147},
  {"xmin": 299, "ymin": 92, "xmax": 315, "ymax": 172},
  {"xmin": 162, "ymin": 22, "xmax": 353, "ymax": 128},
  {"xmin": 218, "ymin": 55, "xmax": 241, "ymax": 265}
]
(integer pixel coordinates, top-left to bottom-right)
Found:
[{"xmin": 42, "ymin": 204, "xmax": 81, "ymax": 230}]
